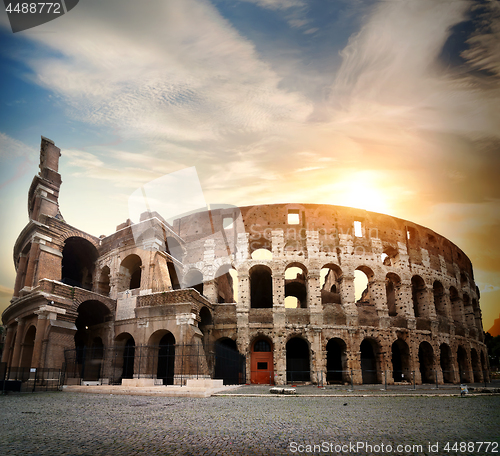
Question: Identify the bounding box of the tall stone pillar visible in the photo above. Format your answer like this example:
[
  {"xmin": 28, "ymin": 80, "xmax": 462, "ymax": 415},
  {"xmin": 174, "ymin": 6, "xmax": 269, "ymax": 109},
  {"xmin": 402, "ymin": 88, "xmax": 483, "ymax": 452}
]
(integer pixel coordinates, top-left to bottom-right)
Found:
[
  {"xmin": 1, "ymin": 326, "xmax": 16, "ymax": 364},
  {"xmin": 339, "ymin": 272, "xmax": 357, "ymax": 326},
  {"xmin": 10, "ymin": 318, "xmax": 26, "ymax": 368},
  {"xmin": 31, "ymin": 312, "xmax": 49, "ymax": 369},
  {"xmin": 13, "ymin": 254, "xmax": 28, "ymax": 297}
]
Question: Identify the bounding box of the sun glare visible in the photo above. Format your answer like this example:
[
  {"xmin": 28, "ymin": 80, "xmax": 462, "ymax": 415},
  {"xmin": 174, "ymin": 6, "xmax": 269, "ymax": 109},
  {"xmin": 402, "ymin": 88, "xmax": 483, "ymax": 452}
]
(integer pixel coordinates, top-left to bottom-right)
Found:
[{"xmin": 336, "ymin": 175, "xmax": 390, "ymax": 214}]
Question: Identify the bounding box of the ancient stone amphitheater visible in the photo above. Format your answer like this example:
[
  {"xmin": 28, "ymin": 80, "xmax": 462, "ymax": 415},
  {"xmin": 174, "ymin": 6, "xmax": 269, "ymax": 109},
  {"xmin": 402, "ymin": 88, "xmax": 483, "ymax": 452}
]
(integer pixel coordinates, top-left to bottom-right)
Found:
[{"xmin": 1, "ymin": 137, "xmax": 489, "ymax": 387}]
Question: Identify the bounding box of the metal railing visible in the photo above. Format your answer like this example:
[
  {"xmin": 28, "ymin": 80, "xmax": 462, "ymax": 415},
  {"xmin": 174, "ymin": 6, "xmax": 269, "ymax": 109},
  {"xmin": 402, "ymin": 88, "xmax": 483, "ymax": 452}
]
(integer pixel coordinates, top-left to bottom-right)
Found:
[
  {"xmin": 0, "ymin": 362, "xmax": 64, "ymax": 393},
  {"xmin": 64, "ymin": 343, "xmax": 246, "ymax": 386}
]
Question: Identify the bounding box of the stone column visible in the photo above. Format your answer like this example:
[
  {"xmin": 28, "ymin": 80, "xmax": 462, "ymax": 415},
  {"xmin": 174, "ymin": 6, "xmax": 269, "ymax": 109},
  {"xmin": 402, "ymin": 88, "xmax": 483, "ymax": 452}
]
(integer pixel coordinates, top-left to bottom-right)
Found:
[
  {"xmin": 308, "ymin": 271, "xmax": 323, "ymax": 326},
  {"xmin": 10, "ymin": 318, "xmax": 26, "ymax": 368},
  {"xmin": 13, "ymin": 254, "xmax": 28, "ymax": 297},
  {"xmin": 31, "ymin": 312, "xmax": 49, "ymax": 368},
  {"xmin": 273, "ymin": 271, "xmax": 285, "ymax": 329},
  {"xmin": 23, "ymin": 243, "xmax": 40, "ymax": 291},
  {"xmin": 1, "ymin": 326, "xmax": 16, "ymax": 364},
  {"xmin": 339, "ymin": 272, "xmax": 357, "ymax": 325}
]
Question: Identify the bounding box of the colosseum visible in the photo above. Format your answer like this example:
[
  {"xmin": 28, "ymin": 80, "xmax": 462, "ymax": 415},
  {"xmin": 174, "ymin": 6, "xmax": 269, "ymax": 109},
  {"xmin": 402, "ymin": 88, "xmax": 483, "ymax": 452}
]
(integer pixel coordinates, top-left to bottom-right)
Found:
[{"xmin": 1, "ymin": 137, "xmax": 490, "ymax": 387}]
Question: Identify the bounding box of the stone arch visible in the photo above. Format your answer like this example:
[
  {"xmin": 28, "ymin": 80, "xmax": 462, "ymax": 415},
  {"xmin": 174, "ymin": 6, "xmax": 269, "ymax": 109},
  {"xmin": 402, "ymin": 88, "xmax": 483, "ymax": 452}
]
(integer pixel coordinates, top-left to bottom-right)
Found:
[
  {"xmin": 433, "ymin": 281, "xmax": 446, "ymax": 317},
  {"xmin": 115, "ymin": 332, "xmax": 135, "ymax": 381},
  {"xmin": 457, "ymin": 345, "xmax": 470, "ymax": 383},
  {"xmin": 320, "ymin": 264, "xmax": 342, "ymax": 305},
  {"xmin": 286, "ymin": 336, "xmax": 310, "ymax": 383},
  {"xmin": 251, "ymin": 248, "xmax": 273, "ymax": 260},
  {"xmin": 61, "ymin": 236, "xmax": 99, "ymax": 290},
  {"xmin": 96, "ymin": 265, "xmax": 111, "ymax": 296},
  {"xmin": 360, "ymin": 338, "xmax": 382, "ymax": 384},
  {"xmin": 183, "ymin": 268, "xmax": 204, "ymax": 295},
  {"xmin": 165, "ymin": 236, "xmax": 184, "ymax": 262},
  {"xmin": 117, "ymin": 254, "xmax": 142, "ymax": 292},
  {"xmin": 215, "ymin": 264, "xmax": 237, "ymax": 303},
  {"xmin": 326, "ymin": 338, "xmax": 348, "ymax": 384},
  {"xmin": 285, "ymin": 262, "xmax": 307, "ymax": 308},
  {"xmin": 250, "ymin": 265, "xmax": 273, "ymax": 308},
  {"xmin": 440, "ymin": 343, "xmax": 454, "ymax": 383},
  {"xmin": 74, "ymin": 300, "xmax": 111, "ymax": 348},
  {"xmin": 355, "ymin": 266, "xmax": 374, "ymax": 304},
  {"xmin": 411, "ymin": 275, "xmax": 427, "ymax": 317},
  {"xmin": 391, "ymin": 338, "xmax": 410, "ymax": 382},
  {"xmin": 20, "ymin": 325, "xmax": 36, "ymax": 368},
  {"xmin": 418, "ymin": 341, "xmax": 434, "ymax": 383},
  {"xmin": 449, "ymin": 286, "xmax": 462, "ymax": 324}
]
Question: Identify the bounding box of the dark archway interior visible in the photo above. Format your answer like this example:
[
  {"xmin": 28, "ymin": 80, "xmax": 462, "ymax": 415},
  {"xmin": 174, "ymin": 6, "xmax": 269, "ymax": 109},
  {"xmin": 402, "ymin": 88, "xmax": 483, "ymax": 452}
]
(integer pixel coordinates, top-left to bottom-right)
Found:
[
  {"xmin": 157, "ymin": 332, "xmax": 175, "ymax": 385},
  {"xmin": 286, "ymin": 337, "xmax": 309, "ymax": 383},
  {"xmin": 418, "ymin": 342, "xmax": 434, "ymax": 383},
  {"xmin": 326, "ymin": 338, "xmax": 346, "ymax": 384},
  {"xmin": 61, "ymin": 237, "xmax": 98, "ymax": 290},
  {"xmin": 361, "ymin": 339, "xmax": 379, "ymax": 384},
  {"xmin": 440, "ymin": 344, "xmax": 454, "ymax": 383},
  {"xmin": 250, "ymin": 266, "xmax": 273, "ymax": 308}
]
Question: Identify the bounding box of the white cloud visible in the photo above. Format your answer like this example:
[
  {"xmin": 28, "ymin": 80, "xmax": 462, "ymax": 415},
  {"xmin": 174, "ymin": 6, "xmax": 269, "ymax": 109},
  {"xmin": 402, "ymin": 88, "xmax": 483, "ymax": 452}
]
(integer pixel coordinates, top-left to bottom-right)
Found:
[{"xmin": 23, "ymin": 0, "xmax": 311, "ymax": 144}]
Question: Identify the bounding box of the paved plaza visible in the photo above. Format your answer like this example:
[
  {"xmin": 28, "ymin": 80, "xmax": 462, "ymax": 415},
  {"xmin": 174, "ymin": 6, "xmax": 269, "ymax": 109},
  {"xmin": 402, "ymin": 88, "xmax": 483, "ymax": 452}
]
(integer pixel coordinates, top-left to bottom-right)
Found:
[{"xmin": 1, "ymin": 391, "xmax": 499, "ymax": 455}]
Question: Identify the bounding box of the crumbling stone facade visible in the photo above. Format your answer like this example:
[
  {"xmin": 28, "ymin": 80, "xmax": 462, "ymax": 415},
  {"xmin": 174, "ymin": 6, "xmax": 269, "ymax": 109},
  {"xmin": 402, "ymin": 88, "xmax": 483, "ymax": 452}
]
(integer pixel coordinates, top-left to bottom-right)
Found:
[{"xmin": 1, "ymin": 137, "xmax": 489, "ymax": 386}]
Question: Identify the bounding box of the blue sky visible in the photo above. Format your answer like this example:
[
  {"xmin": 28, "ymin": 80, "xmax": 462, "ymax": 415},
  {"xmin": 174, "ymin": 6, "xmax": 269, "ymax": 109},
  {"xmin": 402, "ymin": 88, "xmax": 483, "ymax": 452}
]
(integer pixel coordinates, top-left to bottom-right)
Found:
[{"xmin": 0, "ymin": 0, "xmax": 499, "ymax": 330}]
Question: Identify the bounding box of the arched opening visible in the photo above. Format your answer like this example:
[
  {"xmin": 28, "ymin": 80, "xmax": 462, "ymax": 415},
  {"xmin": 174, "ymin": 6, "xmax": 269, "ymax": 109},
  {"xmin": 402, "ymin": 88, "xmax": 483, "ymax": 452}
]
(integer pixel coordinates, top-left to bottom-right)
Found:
[
  {"xmin": 184, "ymin": 269, "xmax": 204, "ymax": 295},
  {"xmin": 457, "ymin": 346, "xmax": 470, "ymax": 383},
  {"xmin": 471, "ymin": 348, "xmax": 481, "ymax": 383},
  {"xmin": 285, "ymin": 263, "xmax": 307, "ymax": 308},
  {"xmin": 165, "ymin": 236, "xmax": 184, "ymax": 262},
  {"xmin": 157, "ymin": 332, "xmax": 176, "ymax": 385},
  {"xmin": 215, "ymin": 338, "xmax": 244, "ymax": 385},
  {"xmin": 61, "ymin": 237, "xmax": 98, "ymax": 290},
  {"xmin": 320, "ymin": 264, "xmax": 342, "ymax": 305},
  {"xmin": 326, "ymin": 338, "xmax": 347, "ymax": 384},
  {"xmin": 20, "ymin": 326, "xmax": 36, "ymax": 368},
  {"xmin": 97, "ymin": 266, "xmax": 111, "ymax": 296},
  {"xmin": 411, "ymin": 275, "xmax": 427, "ymax": 318},
  {"xmin": 85, "ymin": 337, "xmax": 104, "ymax": 381},
  {"xmin": 115, "ymin": 333, "xmax": 135, "ymax": 381},
  {"xmin": 450, "ymin": 287, "xmax": 462, "ymax": 324},
  {"xmin": 440, "ymin": 344, "xmax": 454, "ymax": 383},
  {"xmin": 382, "ymin": 246, "xmax": 399, "ymax": 266},
  {"xmin": 117, "ymin": 254, "xmax": 142, "ymax": 292},
  {"xmin": 391, "ymin": 339, "xmax": 410, "ymax": 382},
  {"xmin": 251, "ymin": 337, "xmax": 274, "ymax": 384},
  {"xmin": 215, "ymin": 265, "xmax": 236, "ymax": 303},
  {"xmin": 355, "ymin": 267, "xmax": 373, "ymax": 303},
  {"xmin": 286, "ymin": 337, "xmax": 310, "ymax": 383},
  {"xmin": 199, "ymin": 307, "xmax": 212, "ymax": 344},
  {"xmin": 167, "ymin": 262, "xmax": 181, "ymax": 290},
  {"xmin": 433, "ymin": 281, "xmax": 446, "ymax": 317},
  {"xmin": 418, "ymin": 341, "xmax": 434, "ymax": 383},
  {"xmin": 251, "ymin": 248, "xmax": 273, "ymax": 260},
  {"xmin": 74, "ymin": 300, "xmax": 111, "ymax": 349},
  {"xmin": 250, "ymin": 265, "xmax": 273, "ymax": 308},
  {"xmin": 386, "ymin": 273, "xmax": 401, "ymax": 317},
  {"xmin": 360, "ymin": 339, "xmax": 381, "ymax": 384}
]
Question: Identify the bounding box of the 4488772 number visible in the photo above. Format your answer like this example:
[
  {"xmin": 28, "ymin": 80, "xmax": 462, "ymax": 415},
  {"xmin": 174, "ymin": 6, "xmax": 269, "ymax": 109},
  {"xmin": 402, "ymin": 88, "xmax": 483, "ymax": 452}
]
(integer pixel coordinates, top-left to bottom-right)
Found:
[
  {"xmin": 443, "ymin": 442, "xmax": 498, "ymax": 453},
  {"xmin": 5, "ymin": 3, "xmax": 61, "ymax": 14}
]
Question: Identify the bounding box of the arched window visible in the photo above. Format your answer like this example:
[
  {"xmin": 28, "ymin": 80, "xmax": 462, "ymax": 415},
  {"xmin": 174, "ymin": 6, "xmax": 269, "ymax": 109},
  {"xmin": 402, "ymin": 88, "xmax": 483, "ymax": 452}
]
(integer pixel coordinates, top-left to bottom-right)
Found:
[
  {"xmin": 250, "ymin": 265, "xmax": 273, "ymax": 308},
  {"xmin": 117, "ymin": 255, "xmax": 142, "ymax": 292},
  {"xmin": 285, "ymin": 263, "xmax": 307, "ymax": 308},
  {"xmin": 61, "ymin": 237, "xmax": 98, "ymax": 290}
]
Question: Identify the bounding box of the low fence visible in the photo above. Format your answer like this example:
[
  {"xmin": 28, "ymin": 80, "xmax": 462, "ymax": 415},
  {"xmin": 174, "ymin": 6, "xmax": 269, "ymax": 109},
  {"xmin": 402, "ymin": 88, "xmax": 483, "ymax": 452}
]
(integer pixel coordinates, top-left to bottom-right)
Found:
[
  {"xmin": 64, "ymin": 343, "xmax": 246, "ymax": 386},
  {"xmin": 0, "ymin": 363, "xmax": 64, "ymax": 393}
]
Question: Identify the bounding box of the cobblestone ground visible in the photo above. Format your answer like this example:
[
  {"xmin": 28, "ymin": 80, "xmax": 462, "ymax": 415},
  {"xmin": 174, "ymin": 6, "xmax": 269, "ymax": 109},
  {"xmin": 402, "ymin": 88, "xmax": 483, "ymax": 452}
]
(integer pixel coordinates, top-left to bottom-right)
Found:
[{"xmin": 0, "ymin": 392, "xmax": 498, "ymax": 456}]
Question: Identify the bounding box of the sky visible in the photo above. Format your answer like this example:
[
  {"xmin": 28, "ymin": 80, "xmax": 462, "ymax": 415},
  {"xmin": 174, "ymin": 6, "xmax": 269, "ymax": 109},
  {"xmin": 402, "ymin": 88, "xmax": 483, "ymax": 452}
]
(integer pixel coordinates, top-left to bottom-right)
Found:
[{"xmin": 0, "ymin": 0, "xmax": 499, "ymax": 332}]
